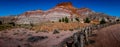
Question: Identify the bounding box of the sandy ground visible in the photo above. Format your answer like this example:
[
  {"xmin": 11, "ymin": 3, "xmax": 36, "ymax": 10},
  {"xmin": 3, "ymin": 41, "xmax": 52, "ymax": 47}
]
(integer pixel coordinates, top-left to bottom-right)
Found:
[
  {"xmin": 0, "ymin": 28, "xmax": 77, "ymax": 47},
  {"xmin": 87, "ymin": 24, "xmax": 120, "ymax": 47}
]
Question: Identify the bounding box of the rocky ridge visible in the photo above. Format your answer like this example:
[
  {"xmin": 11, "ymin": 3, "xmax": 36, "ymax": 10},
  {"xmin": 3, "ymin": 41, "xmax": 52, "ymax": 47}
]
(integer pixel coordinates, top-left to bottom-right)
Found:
[
  {"xmin": 2, "ymin": 2, "xmax": 115, "ymax": 24},
  {"xmin": 16, "ymin": 2, "xmax": 94, "ymax": 24}
]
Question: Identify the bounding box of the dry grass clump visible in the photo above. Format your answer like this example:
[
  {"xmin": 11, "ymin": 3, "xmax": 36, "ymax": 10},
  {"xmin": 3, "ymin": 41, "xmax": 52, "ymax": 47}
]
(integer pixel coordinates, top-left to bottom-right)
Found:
[
  {"xmin": 90, "ymin": 20, "xmax": 100, "ymax": 24},
  {"xmin": 33, "ymin": 22, "xmax": 90, "ymax": 32}
]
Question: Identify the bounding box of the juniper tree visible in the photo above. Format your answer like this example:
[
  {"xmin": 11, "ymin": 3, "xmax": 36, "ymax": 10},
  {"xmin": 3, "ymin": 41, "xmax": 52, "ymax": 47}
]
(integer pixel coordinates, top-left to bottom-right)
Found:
[
  {"xmin": 100, "ymin": 18, "xmax": 106, "ymax": 24},
  {"xmin": 84, "ymin": 17, "xmax": 90, "ymax": 23},
  {"xmin": 64, "ymin": 17, "xmax": 69, "ymax": 23},
  {"xmin": 9, "ymin": 22, "xmax": 15, "ymax": 26},
  {"xmin": 59, "ymin": 19, "xmax": 62, "ymax": 22},
  {"xmin": 62, "ymin": 17, "xmax": 64, "ymax": 22}
]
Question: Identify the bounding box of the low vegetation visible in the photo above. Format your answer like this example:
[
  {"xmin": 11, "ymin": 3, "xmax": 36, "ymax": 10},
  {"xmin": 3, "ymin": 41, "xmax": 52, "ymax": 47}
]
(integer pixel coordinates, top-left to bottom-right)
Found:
[
  {"xmin": 59, "ymin": 19, "xmax": 62, "ymax": 22},
  {"xmin": 100, "ymin": 18, "xmax": 106, "ymax": 24},
  {"xmin": 116, "ymin": 19, "xmax": 120, "ymax": 22},
  {"xmin": 59, "ymin": 17, "xmax": 69, "ymax": 23},
  {"xmin": 75, "ymin": 17, "xmax": 80, "ymax": 22},
  {"xmin": 64, "ymin": 17, "xmax": 69, "ymax": 23},
  {"xmin": 33, "ymin": 22, "xmax": 90, "ymax": 31},
  {"xmin": 84, "ymin": 17, "xmax": 91, "ymax": 23},
  {"xmin": 0, "ymin": 24, "xmax": 15, "ymax": 31}
]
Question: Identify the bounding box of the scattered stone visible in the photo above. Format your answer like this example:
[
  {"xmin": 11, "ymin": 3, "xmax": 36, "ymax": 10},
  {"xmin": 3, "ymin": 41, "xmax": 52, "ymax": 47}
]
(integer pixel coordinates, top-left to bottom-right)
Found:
[
  {"xmin": 17, "ymin": 45, "xmax": 21, "ymax": 47},
  {"xmin": 24, "ymin": 43, "xmax": 32, "ymax": 47},
  {"xmin": 17, "ymin": 38, "xmax": 23, "ymax": 41},
  {"xmin": 91, "ymin": 34, "xmax": 97, "ymax": 37},
  {"xmin": 22, "ymin": 32, "xmax": 27, "ymax": 35},
  {"xmin": 53, "ymin": 29, "xmax": 60, "ymax": 34},
  {"xmin": 0, "ymin": 37, "xmax": 4, "ymax": 39},
  {"xmin": 8, "ymin": 37, "xmax": 12, "ymax": 40},
  {"xmin": 13, "ymin": 32, "xmax": 19, "ymax": 35},
  {"xmin": 27, "ymin": 36, "xmax": 48, "ymax": 42},
  {"xmin": 56, "ymin": 36, "xmax": 60, "ymax": 38},
  {"xmin": 3, "ymin": 31, "xmax": 8, "ymax": 33},
  {"xmin": 89, "ymin": 39, "xmax": 95, "ymax": 44},
  {"xmin": 17, "ymin": 30, "xmax": 20, "ymax": 32},
  {"xmin": 27, "ymin": 34, "xmax": 32, "ymax": 36},
  {"xmin": 41, "ymin": 30, "xmax": 48, "ymax": 32},
  {"xmin": 36, "ymin": 30, "xmax": 40, "ymax": 33}
]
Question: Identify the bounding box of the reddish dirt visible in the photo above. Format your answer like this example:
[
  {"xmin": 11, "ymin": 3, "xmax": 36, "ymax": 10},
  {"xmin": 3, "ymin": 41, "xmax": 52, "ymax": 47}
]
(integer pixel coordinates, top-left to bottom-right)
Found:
[
  {"xmin": 0, "ymin": 28, "xmax": 78, "ymax": 47},
  {"xmin": 87, "ymin": 24, "xmax": 120, "ymax": 47}
]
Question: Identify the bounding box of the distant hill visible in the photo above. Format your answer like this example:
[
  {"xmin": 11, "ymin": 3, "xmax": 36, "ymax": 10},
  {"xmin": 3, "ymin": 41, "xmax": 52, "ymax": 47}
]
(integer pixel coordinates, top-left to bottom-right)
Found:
[{"xmin": 0, "ymin": 2, "xmax": 117, "ymax": 24}]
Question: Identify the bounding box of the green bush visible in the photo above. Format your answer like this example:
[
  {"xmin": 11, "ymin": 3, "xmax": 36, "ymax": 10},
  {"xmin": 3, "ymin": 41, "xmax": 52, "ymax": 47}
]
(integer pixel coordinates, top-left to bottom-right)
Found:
[
  {"xmin": 9, "ymin": 22, "xmax": 15, "ymax": 26},
  {"xmin": 0, "ymin": 24, "xmax": 13, "ymax": 31},
  {"xmin": 116, "ymin": 19, "xmax": 120, "ymax": 22},
  {"xmin": 60, "ymin": 17, "xmax": 69, "ymax": 23},
  {"xmin": 59, "ymin": 19, "xmax": 62, "ymax": 22},
  {"xmin": 64, "ymin": 17, "xmax": 69, "ymax": 23},
  {"xmin": 62, "ymin": 17, "xmax": 64, "ymax": 22},
  {"xmin": 100, "ymin": 18, "xmax": 106, "ymax": 24},
  {"xmin": 84, "ymin": 17, "xmax": 90, "ymax": 23}
]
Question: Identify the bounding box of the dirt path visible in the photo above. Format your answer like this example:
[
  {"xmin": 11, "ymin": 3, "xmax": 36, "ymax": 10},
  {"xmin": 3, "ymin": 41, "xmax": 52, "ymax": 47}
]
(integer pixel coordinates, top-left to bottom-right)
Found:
[{"xmin": 87, "ymin": 24, "xmax": 120, "ymax": 47}]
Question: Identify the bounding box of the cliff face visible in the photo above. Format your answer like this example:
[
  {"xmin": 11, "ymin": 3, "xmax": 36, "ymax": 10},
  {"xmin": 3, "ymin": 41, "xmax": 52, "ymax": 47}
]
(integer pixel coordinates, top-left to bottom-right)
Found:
[
  {"xmin": 20, "ymin": 10, "xmax": 44, "ymax": 17},
  {"xmin": 20, "ymin": 2, "xmax": 92, "ymax": 17},
  {"xmin": 44, "ymin": 2, "xmax": 92, "ymax": 19}
]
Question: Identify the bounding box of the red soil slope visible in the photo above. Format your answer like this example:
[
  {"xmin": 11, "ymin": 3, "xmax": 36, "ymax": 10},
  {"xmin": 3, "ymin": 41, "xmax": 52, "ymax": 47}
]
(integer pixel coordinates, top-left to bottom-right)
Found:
[{"xmin": 87, "ymin": 24, "xmax": 120, "ymax": 47}]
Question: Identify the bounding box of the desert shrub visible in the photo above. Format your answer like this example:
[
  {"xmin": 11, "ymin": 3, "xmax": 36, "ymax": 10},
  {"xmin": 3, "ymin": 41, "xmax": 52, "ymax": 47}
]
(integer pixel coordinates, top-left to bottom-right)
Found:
[
  {"xmin": 59, "ymin": 19, "xmax": 62, "ymax": 22},
  {"xmin": 61, "ymin": 17, "xmax": 69, "ymax": 23},
  {"xmin": 0, "ymin": 24, "xmax": 13, "ymax": 31},
  {"xmin": 8, "ymin": 22, "xmax": 15, "ymax": 26},
  {"xmin": 84, "ymin": 17, "xmax": 90, "ymax": 23},
  {"xmin": 62, "ymin": 17, "xmax": 65, "ymax": 22},
  {"xmin": 30, "ymin": 23, "xmax": 34, "ymax": 28},
  {"xmin": 52, "ymin": 21, "xmax": 54, "ymax": 23},
  {"xmin": 74, "ymin": 27, "xmax": 80, "ymax": 30},
  {"xmin": 38, "ymin": 30, "xmax": 48, "ymax": 32},
  {"xmin": 36, "ymin": 30, "xmax": 48, "ymax": 33},
  {"xmin": 53, "ymin": 29, "xmax": 60, "ymax": 34},
  {"xmin": 27, "ymin": 36, "xmax": 48, "ymax": 42},
  {"xmin": 0, "ymin": 21, "xmax": 2, "ymax": 25},
  {"xmin": 64, "ymin": 17, "xmax": 69, "ymax": 23},
  {"xmin": 100, "ymin": 18, "xmax": 106, "ymax": 24},
  {"xmin": 75, "ymin": 17, "xmax": 80, "ymax": 22},
  {"xmin": 116, "ymin": 19, "xmax": 120, "ymax": 22},
  {"xmin": 69, "ymin": 29, "xmax": 74, "ymax": 31},
  {"xmin": 36, "ymin": 30, "xmax": 40, "ymax": 33}
]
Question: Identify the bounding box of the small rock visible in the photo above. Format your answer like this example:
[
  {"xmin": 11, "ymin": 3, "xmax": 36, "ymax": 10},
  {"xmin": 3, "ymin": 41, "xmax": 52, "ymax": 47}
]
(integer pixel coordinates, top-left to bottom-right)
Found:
[
  {"xmin": 22, "ymin": 32, "xmax": 27, "ymax": 35},
  {"xmin": 3, "ymin": 31, "xmax": 8, "ymax": 33},
  {"xmin": 27, "ymin": 34, "xmax": 32, "ymax": 36},
  {"xmin": 24, "ymin": 43, "xmax": 32, "ymax": 47},
  {"xmin": 17, "ymin": 45, "xmax": 21, "ymax": 47},
  {"xmin": 13, "ymin": 32, "xmax": 19, "ymax": 35},
  {"xmin": 53, "ymin": 29, "xmax": 60, "ymax": 34},
  {"xmin": 56, "ymin": 36, "xmax": 59, "ymax": 38}
]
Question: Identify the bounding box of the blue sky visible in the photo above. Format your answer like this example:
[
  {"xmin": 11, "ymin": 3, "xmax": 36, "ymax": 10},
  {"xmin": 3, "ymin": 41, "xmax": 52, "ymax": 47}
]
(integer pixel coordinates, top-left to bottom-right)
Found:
[{"xmin": 0, "ymin": 0, "xmax": 120, "ymax": 17}]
